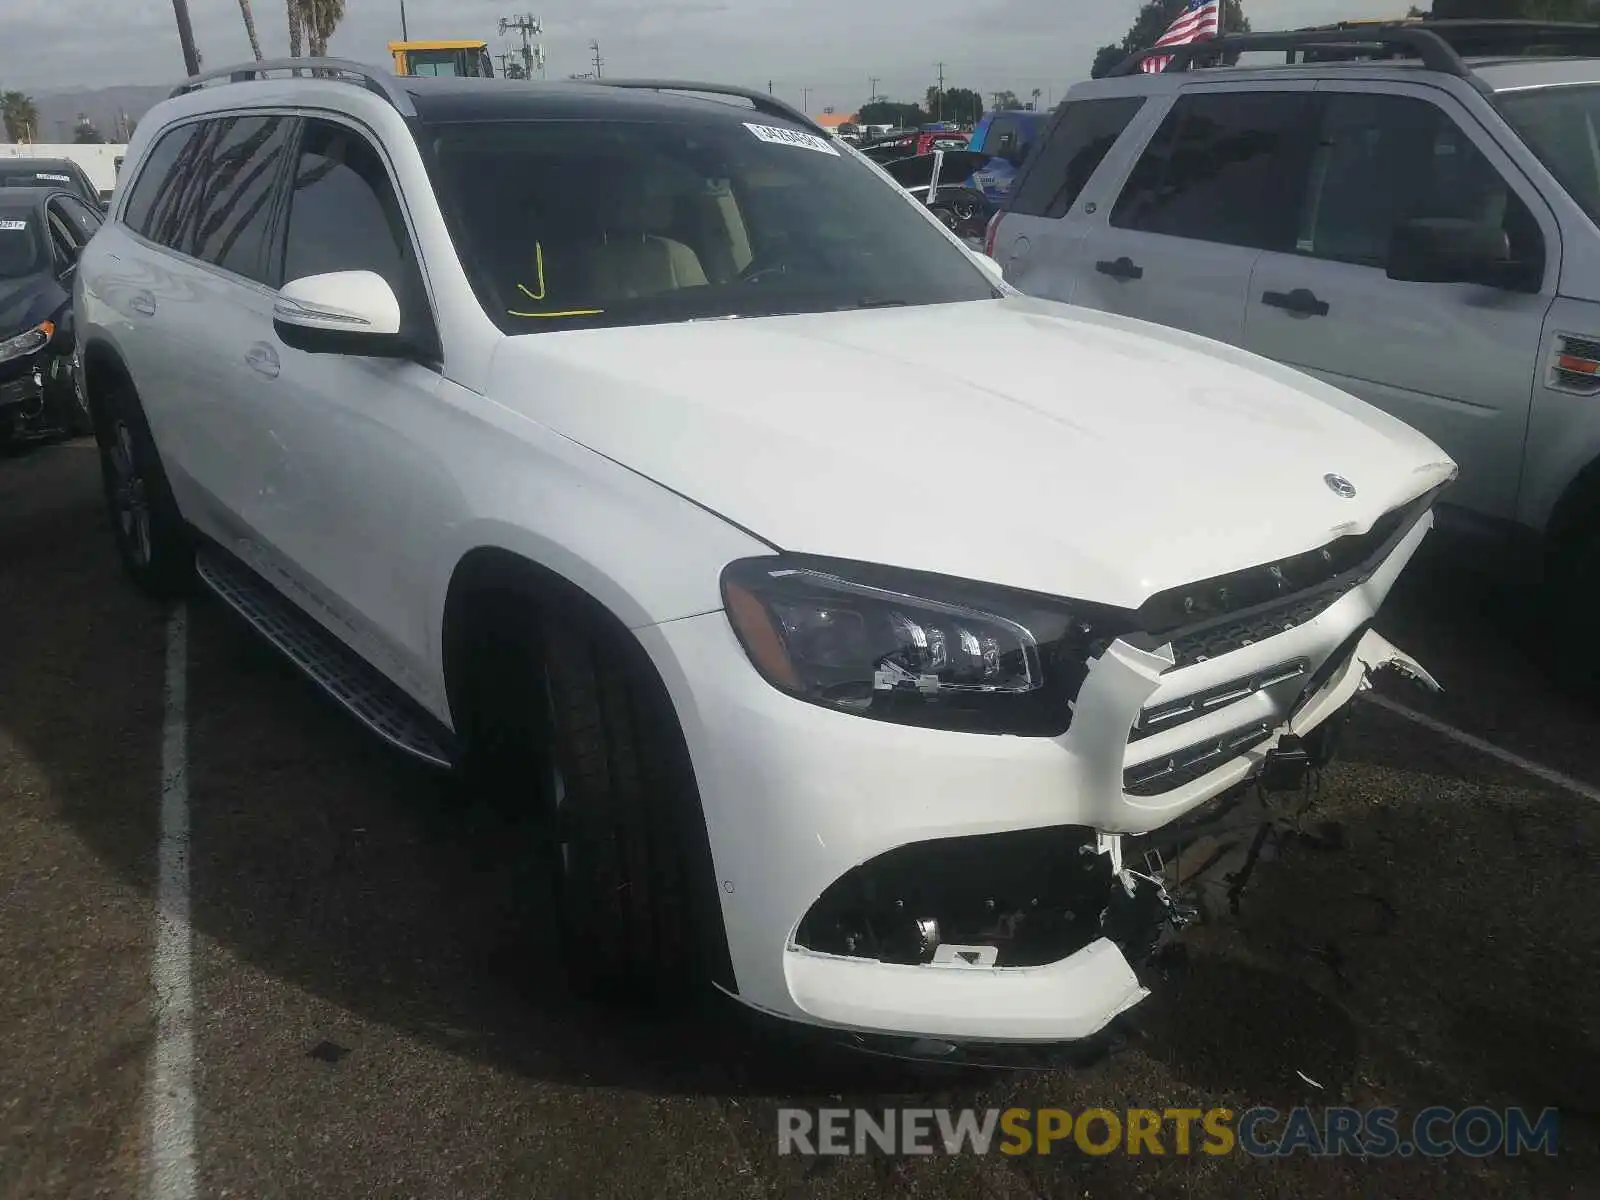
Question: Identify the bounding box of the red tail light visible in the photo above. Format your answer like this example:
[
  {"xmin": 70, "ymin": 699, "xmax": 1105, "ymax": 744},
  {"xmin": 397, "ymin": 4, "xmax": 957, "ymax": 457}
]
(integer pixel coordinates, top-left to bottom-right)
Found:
[{"xmin": 983, "ymin": 211, "xmax": 1003, "ymax": 258}]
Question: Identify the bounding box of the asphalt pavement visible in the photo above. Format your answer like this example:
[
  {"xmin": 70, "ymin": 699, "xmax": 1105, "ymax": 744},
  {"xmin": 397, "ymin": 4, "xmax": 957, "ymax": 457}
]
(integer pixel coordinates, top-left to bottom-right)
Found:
[{"xmin": 3, "ymin": 437, "xmax": 1598, "ymax": 1199}]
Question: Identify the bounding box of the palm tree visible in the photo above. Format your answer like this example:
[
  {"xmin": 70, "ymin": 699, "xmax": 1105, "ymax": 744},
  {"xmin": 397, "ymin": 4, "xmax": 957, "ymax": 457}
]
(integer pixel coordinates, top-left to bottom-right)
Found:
[
  {"xmin": 296, "ymin": 0, "xmax": 345, "ymax": 57},
  {"xmin": 2, "ymin": 91, "xmax": 39, "ymax": 144},
  {"xmin": 237, "ymin": 0, "xmax": 264, "ymax": 60},
  {"xmin": 287, "ymin": 0, "xmax": 303, "ymax": 57}
]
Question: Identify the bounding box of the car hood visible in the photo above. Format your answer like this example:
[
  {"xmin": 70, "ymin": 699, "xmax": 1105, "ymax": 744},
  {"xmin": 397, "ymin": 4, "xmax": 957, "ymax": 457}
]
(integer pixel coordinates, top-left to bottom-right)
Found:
[
  {"xmin": 486, "ymin": 296, "xmax": 1456, "ymax": 608},
  {"xmin": 0, "ymin": 272, "xmax": 60, "ymax": 336}
]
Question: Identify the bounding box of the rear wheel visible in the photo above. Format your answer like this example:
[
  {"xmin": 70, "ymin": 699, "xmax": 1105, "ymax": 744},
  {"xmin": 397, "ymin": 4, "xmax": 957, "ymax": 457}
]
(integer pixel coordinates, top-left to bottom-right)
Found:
[{"xmin": 94, "ymin": 382, "xmax": 193, "ymax": 598}]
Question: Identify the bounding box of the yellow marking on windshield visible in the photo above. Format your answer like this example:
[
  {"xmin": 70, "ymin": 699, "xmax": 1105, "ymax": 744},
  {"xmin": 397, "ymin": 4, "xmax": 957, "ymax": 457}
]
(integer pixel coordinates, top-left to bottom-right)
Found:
[
  {"xmin": 517, "ymin": 242, "xmax": 547, "ymax": 301},
  {"xmin": 508, "ymin": 308, "xmax": 605, "ymax": 318}
]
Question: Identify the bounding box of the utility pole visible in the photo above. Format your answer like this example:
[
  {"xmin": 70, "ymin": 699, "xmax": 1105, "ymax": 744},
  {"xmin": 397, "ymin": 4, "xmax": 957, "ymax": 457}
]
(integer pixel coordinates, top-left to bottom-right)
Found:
[
  {"xmin": 590, "ymin": 39, "xmax": 603, "ymax": 79},
  {"xmin": 767, "ymin": 79, "xmax": 773, "ymax": 95},
  {"xmin": 935, "ymin": 61, "xmax": 944, "ymax": 121},
  {"xmin": 170, "ymin": 0, "xmax": 201, "ymax": 77},
  {"xmin": 400, "ymin": 0, "xmax": 409, "ymax": 40},
  {"xmin": 498, "ymin": 15, "xmax": 545, "ymax": 80},
  {"xmin": 801, "ymin": 87, "xmax": 811, "ymax": 115},
  {"xmin": 868, "ymin": 75, "xmax": 879, "ymax": 103}
]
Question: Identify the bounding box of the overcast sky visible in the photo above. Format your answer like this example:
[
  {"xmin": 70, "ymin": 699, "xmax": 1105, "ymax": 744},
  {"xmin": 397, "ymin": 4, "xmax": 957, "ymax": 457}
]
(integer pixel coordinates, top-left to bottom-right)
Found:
[{"xmin": 1, "ymin": 0, "xmax": 1403, "ymax": 112}]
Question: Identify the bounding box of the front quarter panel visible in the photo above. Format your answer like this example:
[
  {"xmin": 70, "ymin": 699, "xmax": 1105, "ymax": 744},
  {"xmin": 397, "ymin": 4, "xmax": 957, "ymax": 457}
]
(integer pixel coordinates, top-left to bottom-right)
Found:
[
  {"xmin": 1520, "ymin": 295, "xmax": 1600, "ymax": 536},
  {"xmin": 423, "ymin": 364, "xmax": 772, "ymax": 720}
]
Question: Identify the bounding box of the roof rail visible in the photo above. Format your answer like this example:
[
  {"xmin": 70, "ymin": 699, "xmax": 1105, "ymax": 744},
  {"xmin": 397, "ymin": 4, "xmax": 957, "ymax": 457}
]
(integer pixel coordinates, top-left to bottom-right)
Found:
[
  {"xmin": 588, "ymin": 78, "xmax": 827, "ymax": 135},
  {"xmin": 168, "ymin": 57, "xmax": 416, "ymax": 117},
  {"xmin": 1108, "ymin": 26, "xmax": 1474, "ymax": 81},
  {"xmin": 1108, "ymin": 19, "xmax": 1600, "ymax": 85}
]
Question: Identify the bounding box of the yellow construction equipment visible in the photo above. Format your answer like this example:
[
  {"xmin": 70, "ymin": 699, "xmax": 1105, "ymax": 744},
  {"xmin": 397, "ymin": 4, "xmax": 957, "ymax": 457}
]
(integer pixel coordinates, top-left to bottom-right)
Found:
[{"xmin": 389, "ymin": 39, "xmax": 495, "ymax": 78}]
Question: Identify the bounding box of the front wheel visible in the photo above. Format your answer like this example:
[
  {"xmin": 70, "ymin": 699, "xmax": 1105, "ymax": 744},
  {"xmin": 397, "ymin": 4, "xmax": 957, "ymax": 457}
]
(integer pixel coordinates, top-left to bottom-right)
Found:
[
  {"xmin": 455, "ymin": 595, "xmax": 723, "ymax": 1004},
  {"xmin": 94, "ymin": 383, "xmax": 193, "ymax": 598}
]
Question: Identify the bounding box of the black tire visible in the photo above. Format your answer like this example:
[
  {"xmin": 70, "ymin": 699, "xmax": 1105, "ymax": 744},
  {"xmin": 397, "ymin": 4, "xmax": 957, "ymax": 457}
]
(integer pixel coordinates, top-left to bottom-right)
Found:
[
  {"xmin": 539, "ymin": 612, "xmax": 702, "ymax": 999},
  {"xmin": 454, "ymin": 590, "xmax": 720, "ymax": 1004},
  {"xmin": 1543, "ymin": 524, "xmax": 1600, "ymax": 689},
  {"xmin": 64, "ymin": 363, "xmax": 95, "ymax": 438},
  {"xmin": 93, "ymin": 381, "xmax": 194, "ymax": 598}
]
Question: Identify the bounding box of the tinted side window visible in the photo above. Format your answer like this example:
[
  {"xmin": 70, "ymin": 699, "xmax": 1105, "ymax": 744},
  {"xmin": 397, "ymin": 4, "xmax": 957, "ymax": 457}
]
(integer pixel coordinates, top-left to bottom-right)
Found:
[
  {"xmin": 1299, "ymin": 92, "xmax": 1545, "ymax": 288},
  {"xmin": 1111, "ymin": 91, "xmax": 1318, "ymax": 251},
  {"xmin": 1009, "ymin": 97, "xmax": 1145, "ymax": 218},
  {"xmin": 189, "ymin": 116, "xmax": 293, "ymax": 281},
  {"xmin": 277, "ymin": 119, "xmax": 420, "ymax": 309},
  {"xmin": 122, "ymin": 123, "xmax": 202, "ymax": 238}
]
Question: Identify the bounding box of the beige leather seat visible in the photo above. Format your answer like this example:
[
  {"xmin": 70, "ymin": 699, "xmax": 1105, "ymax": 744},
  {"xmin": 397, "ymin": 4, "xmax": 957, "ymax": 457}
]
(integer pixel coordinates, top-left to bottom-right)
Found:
[{"xmin": 587, "ymin": 186, "xmax": 707, "ymax": 300}]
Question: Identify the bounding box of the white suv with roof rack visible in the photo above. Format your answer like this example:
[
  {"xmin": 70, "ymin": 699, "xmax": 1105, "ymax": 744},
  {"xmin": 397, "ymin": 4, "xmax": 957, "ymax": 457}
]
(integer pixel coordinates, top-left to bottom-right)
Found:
[
  {"xmin": 991, "ymin": 19, "xmax": 1600, "ymax": 675},
  {"xmin": 75, "ymin": 57, "xmax": 1449, "ymax": 1055}
]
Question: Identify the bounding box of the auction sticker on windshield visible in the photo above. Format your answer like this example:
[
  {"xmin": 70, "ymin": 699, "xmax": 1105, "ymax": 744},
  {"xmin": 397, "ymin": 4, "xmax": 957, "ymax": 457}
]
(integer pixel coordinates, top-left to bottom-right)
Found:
[
  {"xmin": 0, "ymin": 220, "xmax": 28, "ymax": 231},
  {"xmin": 744, "ymin": 122, "xmax": 840, "ymax": 156},
  {"xmin": 36, "ymin": 173, "xmax": 71, "ymax": 183}
]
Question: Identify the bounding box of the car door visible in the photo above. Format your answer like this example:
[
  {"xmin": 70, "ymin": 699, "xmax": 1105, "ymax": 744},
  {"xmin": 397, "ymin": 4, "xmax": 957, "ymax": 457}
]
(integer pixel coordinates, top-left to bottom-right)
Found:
[
  {"xmin": 1068, "ymin": 82, "xmax": 1320, "ymax": 345},
  {"xmin": 1243, "ymin": 82, "xmax": 1558, "ymax": 522},
  {"xmin": 1000, "ymin": 93, "xmax": 1154, "ymax": 304},
  {"xmin": 122, "ymin": 114, "xmax": 297, "ymax": 537},
  {"xmin": 243, "ymin": 115, "xmax": 449, "ymax": 704}
]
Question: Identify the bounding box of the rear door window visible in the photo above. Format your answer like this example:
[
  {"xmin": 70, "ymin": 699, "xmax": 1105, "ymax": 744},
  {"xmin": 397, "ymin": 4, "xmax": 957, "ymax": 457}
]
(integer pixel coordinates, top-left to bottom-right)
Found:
[
  {"xmin": 1008, "ymin": 97, "xmax": 1146, "ymax": 218},
  {"xmin": 1110, "ymin": 89, "xmax": 1319, "ymax": 251}
]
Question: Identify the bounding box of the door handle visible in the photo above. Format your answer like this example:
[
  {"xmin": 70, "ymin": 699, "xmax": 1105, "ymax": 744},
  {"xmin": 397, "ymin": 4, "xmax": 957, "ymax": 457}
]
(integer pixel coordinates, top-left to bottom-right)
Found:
[
  {"xmin": 128, "ymin": 291, "xmax": 156, "ymax": 316},
  {"xmin": 1095, "ymin": 256, "xmax": 1144, "ymax": 282},
  {"xmin": 245, "ymin": 343, "xmax": 280, "ymax": 378},
  {"xmin": 1261, "ymin": 287, "xmax": 1329, "ymax": 318}
]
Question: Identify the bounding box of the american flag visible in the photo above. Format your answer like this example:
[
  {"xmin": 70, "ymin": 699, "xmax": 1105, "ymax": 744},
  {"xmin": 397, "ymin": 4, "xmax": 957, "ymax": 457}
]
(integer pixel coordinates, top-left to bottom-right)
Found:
[{"xmin": 1141, "ymin": 0, "xmax": 1222, "ymax": 73}]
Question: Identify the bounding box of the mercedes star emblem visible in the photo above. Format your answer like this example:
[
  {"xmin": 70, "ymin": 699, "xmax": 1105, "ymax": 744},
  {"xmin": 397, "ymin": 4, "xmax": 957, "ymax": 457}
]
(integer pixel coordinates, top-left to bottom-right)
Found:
[{"xmin": 1324, "ymin": 473, "xmax": 1357, "ymax": 499}]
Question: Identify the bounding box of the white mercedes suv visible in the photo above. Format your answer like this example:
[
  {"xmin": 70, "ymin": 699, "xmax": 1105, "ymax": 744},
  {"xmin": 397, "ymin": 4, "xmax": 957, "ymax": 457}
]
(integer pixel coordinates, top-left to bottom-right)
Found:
[{"xmin": 75, "ymin": 60, "xmax": 1453, "ymax": 1055}]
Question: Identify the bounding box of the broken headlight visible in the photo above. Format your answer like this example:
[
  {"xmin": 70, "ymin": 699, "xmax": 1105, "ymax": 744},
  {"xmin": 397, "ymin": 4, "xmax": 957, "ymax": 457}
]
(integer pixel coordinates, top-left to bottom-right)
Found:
[
  {"xmin": 0, "ymin": 321, "xmax": 52, "ymax": 365},
  {"xmin": 720, "ymin": 555, "xmax": 1137, "ymax": 736}
]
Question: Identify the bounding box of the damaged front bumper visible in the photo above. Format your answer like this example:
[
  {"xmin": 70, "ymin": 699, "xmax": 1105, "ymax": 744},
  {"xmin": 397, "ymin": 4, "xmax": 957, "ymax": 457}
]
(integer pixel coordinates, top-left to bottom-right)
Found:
[{"xmin": 641, "ymin": 503, "xmax": 1441, "ymax": 1047}]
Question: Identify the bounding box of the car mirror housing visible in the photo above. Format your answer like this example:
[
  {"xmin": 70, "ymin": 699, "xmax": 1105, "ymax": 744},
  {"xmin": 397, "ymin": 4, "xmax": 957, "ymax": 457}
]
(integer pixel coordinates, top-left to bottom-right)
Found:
[{"xmin": 273, "ymin": 270, "xmax": 413, "ymax": 357}]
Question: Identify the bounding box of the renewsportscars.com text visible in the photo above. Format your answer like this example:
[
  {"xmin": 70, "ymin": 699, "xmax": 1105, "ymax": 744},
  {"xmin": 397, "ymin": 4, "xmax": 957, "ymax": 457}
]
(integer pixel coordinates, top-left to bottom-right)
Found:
[{"xmin": 777, "ymin": 1106, "xmax": 1559, "ymax": 1158}]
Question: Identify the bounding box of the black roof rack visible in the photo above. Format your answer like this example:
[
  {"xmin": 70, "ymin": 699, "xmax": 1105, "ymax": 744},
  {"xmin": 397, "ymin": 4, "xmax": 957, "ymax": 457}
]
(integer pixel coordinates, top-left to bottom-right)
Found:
[
  {"xmin": 168, "ymin": 56, "xmax": 416, "ymax": 116},
  {"xmin": 1107, "ymin": 19, "xmax": 1600, "ymax": 88},
  {"xmin": 590, "ymin": 79, "xmax": 826, "ymax": 134}
]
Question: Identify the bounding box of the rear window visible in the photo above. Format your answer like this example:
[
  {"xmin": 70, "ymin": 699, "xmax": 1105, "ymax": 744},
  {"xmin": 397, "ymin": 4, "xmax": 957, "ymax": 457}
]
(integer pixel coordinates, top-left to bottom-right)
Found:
[
  {"xmin": 419, "ymin": 115, "xmax": 998, "ymax": 335},
  {"xmin": 1008, "ymin": 97, "xmax": 1146, "ymax": 219}
]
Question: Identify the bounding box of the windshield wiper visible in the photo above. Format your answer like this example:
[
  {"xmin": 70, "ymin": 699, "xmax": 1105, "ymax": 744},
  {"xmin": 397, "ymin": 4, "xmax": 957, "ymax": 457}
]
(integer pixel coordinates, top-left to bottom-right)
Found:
[{"xmin": 836, "ymin": 298, "xmax": 910, "ymax": 311}]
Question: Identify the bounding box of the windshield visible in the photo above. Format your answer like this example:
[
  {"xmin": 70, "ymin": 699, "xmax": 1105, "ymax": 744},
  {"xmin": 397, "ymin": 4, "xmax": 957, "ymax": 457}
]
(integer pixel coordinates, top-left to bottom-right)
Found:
[
  {"xmin": 419, "ymin": 116, "xmax": 998, "ymax": 335},
  {"xmin": 1499, "ymin": 84, "xmax": 1600, "ymax": 226},
  {"xmin": 0, "ymin": 207, "xmax": 43, "ymax": 279}
]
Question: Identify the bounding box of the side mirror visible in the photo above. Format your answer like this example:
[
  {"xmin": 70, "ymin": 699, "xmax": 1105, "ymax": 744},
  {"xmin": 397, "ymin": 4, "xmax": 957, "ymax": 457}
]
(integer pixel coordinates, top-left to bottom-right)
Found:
[
  {"xmin": 973, "ymin": 252, "xmax": 1005, "ymax": 285},
  {"xmin": 1387, "ymin": 217, "xmax": 1510, "ymax": 287},
  {"xmin": 273, "ymin": 270, "xmax": 410, "ymax": 357}
]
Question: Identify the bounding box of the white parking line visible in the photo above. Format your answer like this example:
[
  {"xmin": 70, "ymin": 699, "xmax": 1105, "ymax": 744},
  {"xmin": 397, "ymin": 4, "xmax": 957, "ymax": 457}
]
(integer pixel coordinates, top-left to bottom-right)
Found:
[
  {"xmin": 1363, "ymin": 692, "xmax": 1600, "ymax": 805},
  {"xmin": 147, "ymin": 603, "xmax": 196, "ymax": 1200}
]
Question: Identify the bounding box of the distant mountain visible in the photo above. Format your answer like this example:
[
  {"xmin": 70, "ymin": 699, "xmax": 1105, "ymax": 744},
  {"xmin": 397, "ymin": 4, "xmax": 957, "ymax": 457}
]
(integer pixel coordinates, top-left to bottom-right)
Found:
[{"xmin": 3, "ymin": 84, "xmax": 173, "ymax": 144}]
